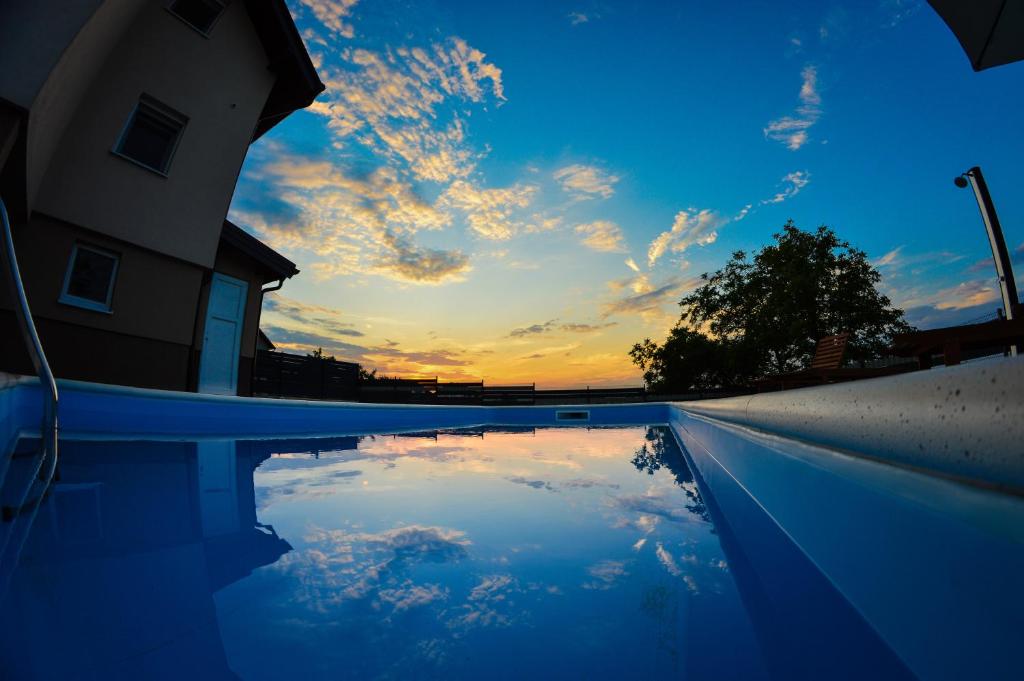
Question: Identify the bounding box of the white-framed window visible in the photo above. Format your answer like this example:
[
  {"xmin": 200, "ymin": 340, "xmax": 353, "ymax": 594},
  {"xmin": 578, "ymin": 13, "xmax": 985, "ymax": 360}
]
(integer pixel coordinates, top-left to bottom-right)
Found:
[
  {"xmin": 59, "ymin": 244, "xmax": 120, "ymax": 313},
  {"xmin": 112, "ymin": 96, "xmax": 187, "ymax": 176},
  {"xmin": 167, "ymin": 0, "xmax": 226, "ymax": 36}
]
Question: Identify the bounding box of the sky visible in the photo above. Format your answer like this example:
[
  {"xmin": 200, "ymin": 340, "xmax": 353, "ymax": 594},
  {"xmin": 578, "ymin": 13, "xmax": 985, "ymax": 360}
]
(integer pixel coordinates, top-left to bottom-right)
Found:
[{"xmin": 229, "ymin": 0, "xmax": 1024, "ymax": 388}]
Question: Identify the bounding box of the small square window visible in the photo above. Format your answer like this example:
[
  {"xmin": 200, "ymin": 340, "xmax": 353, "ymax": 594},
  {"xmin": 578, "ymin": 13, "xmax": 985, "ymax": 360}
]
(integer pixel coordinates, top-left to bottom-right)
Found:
[
  {"xmin": 113, "ymin": 97, "xmax": 187, "ymax": 175},
  {"xmin": 168, "ymin": 0, "xmax": 225, "ymax": 35},
  {"xmin": 59, "ymin": 244, "xmax": 119, "ymax": 313}
]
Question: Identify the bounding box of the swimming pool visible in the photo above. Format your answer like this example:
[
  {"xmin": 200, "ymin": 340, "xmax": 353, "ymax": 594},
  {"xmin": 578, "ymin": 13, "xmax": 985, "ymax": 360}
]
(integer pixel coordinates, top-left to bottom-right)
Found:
[{"xmin": 1, "ymin": 365, "xmax": 1023, "ymax": 680}]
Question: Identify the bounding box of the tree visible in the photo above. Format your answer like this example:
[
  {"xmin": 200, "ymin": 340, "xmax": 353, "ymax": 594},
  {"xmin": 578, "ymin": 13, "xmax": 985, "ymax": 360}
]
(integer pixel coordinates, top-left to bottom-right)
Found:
[
  {"xmin": 631, "ymin": 222, "xmax": 913, "ymax": 392},
  {"xmin": 308, "ymin": 347, "xmax": 336, "ymax": 361}
]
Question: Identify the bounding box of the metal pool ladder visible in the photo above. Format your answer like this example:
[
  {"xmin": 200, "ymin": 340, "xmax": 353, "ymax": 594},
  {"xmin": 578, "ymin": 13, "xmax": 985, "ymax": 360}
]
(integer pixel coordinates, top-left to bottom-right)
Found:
[{"xmin": 0, "ymin": 196, "xmax": 59, "ymax": 576}]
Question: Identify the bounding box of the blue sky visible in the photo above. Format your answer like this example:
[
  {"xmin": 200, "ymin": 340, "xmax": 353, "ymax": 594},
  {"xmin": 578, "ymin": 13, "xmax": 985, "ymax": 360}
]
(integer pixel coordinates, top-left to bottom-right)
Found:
[{"xmin": 230, "ymin": 0, "xmax": 1024, "ymax": 386}]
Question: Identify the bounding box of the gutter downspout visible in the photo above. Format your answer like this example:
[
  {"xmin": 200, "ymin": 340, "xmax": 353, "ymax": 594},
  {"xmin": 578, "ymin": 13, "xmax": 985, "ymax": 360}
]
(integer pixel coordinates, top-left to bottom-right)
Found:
[{"xmin": 250, "ymin": 278, "xmax": 285, "ymax": 396}]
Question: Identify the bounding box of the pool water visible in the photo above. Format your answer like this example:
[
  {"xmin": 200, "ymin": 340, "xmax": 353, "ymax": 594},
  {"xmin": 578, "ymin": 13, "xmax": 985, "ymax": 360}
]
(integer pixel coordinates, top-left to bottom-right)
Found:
[{"xmin": 0, "ymin": 426, "xmax": 911, "ymax": 680}]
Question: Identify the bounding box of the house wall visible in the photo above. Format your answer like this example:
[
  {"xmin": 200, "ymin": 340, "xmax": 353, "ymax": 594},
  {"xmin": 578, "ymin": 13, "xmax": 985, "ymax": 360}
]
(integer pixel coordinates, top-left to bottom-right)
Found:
[
  {"xmin": 32, "ymin": 0, "xmax": 276, "ymax": 268},
  {"xmin": 0, "ymin": 213, "xmax": 203, "ymax": 390},
  {"xmin": 0, "ymin": 0, "xmax": 149, "ymax": 212}
]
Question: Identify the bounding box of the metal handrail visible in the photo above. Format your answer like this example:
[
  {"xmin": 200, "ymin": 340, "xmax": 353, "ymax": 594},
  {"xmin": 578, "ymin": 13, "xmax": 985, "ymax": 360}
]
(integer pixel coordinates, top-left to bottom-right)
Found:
[{"xmin": 1, "ymin": 196, "xmax": 58, "ymax": 479}]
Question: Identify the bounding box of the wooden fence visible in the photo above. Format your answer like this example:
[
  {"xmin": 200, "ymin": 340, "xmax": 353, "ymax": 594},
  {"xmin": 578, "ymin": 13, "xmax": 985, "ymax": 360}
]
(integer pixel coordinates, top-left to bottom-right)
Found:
[
  {"xmin": 252, "ymin": 350, "xmax": 360, "ymax": 400},
  {"xmin": 252, "ymin": 352, "xmax": 651, "ymax": 405}
]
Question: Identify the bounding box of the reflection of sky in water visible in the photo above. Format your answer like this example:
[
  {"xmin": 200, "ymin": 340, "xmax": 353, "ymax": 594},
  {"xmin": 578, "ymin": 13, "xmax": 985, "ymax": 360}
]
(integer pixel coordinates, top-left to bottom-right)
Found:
[
  {"xmin": 0, "ymin": 427, "xmax": 773, "ymax": 680},
  {"xmin": 216, "ymin": 427, "xmax": 767, "ymax": 679}
]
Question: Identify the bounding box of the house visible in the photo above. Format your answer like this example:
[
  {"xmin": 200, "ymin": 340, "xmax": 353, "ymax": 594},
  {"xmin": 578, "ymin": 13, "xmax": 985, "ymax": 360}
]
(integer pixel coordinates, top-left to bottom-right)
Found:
[{"xmin": 0, "ymin": 0, "xmax": 322, "ymax": 395}]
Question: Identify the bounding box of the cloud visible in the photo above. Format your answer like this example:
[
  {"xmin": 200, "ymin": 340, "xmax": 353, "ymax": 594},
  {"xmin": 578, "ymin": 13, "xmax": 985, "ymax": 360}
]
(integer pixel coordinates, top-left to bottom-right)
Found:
[
  {"xmin": 378, "ymin": 582, "xmax": 449, "ymax": 613},
  {"xmin": 441, "ymin": 180, "xmax": 538, "ymax": 240},
  {"xmin": 298, "ymin": 0, "xmax": 359, "ymax": 39},
  {"xmin": 612, "ymin": 491, "xmax": 697, "ymax": 523},
  {"xmin": 625, "ymin": 257, "xmax": 640, "ymax": 272},
  {"xmin": 277, "ymin": 524, "xmax": 470, "ymax": 612},
  {"xmin": 764, "ymin": 65, "xmax": 822, "ymax": 150},
  {"xmin": 874, "ymin": 246, "xmax": 904, "ymax": 268},
  {"xmin": 761, "ymin": 170, "xmax": 810, "ymax": 204},
  {"xmin": 559, "ymin": 322, "xmax": 617, "ymax": 333},
  {"xmin": 568, "ymin": 12, "xmax": 590, "ymax": 25},
  {"xmin": 554, "ymin": 164, "xmax": 620, "ymax": 199},
  {"xmin": 524, "ymin": 215, "xmax": 562, "ymax": 234},
  {"xmin": 306, "ymin": 35, "xmax": 504, "ymax": 183},
  {"xmin": 647, "ymin": 209, "xmax": 726, "ymax": 266},
  {"xmin": 933, "ymin": 281, "xmax": 1000, "ymax": 310},
  {"xmin": 509, "ymin": 320, "xmax": 616, "ymax": 337},
  {"xmin": 377, "ymin": 231, "xmax": 472, "ymax": 284},
  {"xmin": 259, "ymin": 324, "xmax": 478, "ymax": 377},
  {"xmin": 447, "ymin": 574, "xmax": 521, "ymax": 632},
  {"xmin": 582, "ymin": 559, "xmax": 628, "ymax": 590},
  {"xmin": 576, "ymin": 221, "xmax": 627, "ymax": 252},
  {"xmin": 601, "ymin": 276, "xmax": 698, "ymax": 319},
  {"xmin": 505, "ymin": 475, "xmax": 557, "ymax": 492},
  {"xmin": 655, "ymin": 542, "xmax": 682, "ymax": 577},
  {"xmin": 264, "ymin": 295, "xmax": 365, "ymax": 337},
  {"xmin": 236, "ymin": 157, "xmax": 473, "ymax": 286},
  {"xmin": 509, "ymin": 320, "xmax": 557, "ymax": 337}
]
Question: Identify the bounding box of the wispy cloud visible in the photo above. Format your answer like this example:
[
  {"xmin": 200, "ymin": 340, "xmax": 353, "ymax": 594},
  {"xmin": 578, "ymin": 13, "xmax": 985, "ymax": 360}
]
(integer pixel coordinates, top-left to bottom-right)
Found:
[
  {"xmin": 933, "ymin": 281, "xmax": 1000, "ymax": 310},
  {"xmin": 377, "ymin": 231, "xmax": 472, "ymax": 283},
  {"xmin": 441, "ymin": 180, "xmax": 538, "ymax": 240},
  {"xmin": 647, "ymin": 209, "xmax": 726, "ymax": 267},
  {"xmin": 582, "ymin": 559, "xmax": 628, "ymax": 590},
  {"xmin": 265, "ymin": 295, "xmax": 365, "ymax": 337},
  {"xmin": 509, "ymin": 320, "xmax": 557, "ymax": 337},
  {"xmin": 602, "ymin": 275, "xmax": 698, "ymax": 320},
  {"xmin": 235, "ymin": 157, "xmax": 470, "ymax": 285},
  {"xmin": 576, "ymin": 220, "xmax": 627, "ymax": 252},
  {"xmin": 554, "ymin": 164, "xmax": 620, "ymax": 200},
  {"xmin": 307, "ymin": 38, "xmax": 504, "ymax": 183},
  {"xmin": 509, "ymin": 320, "xmax": 616, "ymax": 337},
  {"xmin": 625, "ymin": 257, "xmax": 640, "ymax": 272},
  {"xmin": 568, "ymin": 11, "xmax": 591, "ymax": 26},
  {"xmin": 764, "ymin": 65, "xmax": 822, "ymax": 150},
  {"xmin": 761, "ymin": 170, "xmax": 811, "ymax": 204},
  {"xmin": 297, "ymin": 0, "xmax": 360, "ymax": 39}
]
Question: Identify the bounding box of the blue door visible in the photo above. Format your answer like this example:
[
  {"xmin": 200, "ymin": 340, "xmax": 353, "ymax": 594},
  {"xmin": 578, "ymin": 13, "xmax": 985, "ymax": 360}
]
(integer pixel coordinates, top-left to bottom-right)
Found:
[{"xmin": 198, "ymin": 273, "xmax": 247, "ymax": 395}]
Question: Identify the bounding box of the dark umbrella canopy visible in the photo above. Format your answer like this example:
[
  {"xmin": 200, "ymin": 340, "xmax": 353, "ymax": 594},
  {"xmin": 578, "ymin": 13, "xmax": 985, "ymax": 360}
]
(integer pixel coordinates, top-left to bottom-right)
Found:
[{"xmin": 928, "ymin": 0, "xmax": 1024, "ymax": 70}]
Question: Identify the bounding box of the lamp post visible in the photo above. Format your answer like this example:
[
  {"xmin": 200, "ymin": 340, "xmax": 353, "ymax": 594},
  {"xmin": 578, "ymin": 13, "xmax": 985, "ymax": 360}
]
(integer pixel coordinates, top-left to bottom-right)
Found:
[{"xmin": 955, "ymin": 166, "xmax": 1018, "ymax": 355}]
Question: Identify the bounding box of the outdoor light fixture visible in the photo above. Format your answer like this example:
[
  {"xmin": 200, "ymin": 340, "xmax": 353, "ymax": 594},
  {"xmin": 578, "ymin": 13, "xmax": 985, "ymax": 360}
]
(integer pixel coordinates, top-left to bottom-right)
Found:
[{"xmin": 955, "ymin": 166, "xmax": 1018, "ymax": 355}]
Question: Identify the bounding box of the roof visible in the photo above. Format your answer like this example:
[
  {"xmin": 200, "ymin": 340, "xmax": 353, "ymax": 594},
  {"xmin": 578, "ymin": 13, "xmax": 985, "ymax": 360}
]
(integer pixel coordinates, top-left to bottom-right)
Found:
[
  {"xmin": 257, "ymin": 329, "xmax": 276, "ymax": 350},
  {"xmin": 244, "ymin": 0, "xmax": 326, "ymax": 140},
  {"xmin": 220, "ymin": 220, "xmax": 299, "ymax": 281}
]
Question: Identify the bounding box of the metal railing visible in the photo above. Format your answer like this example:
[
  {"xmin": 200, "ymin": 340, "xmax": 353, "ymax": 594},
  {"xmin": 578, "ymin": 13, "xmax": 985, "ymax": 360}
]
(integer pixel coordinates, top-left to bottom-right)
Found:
[{"xmin": 1, "ymin": 196, "xmax": 59, "ymax": 519}]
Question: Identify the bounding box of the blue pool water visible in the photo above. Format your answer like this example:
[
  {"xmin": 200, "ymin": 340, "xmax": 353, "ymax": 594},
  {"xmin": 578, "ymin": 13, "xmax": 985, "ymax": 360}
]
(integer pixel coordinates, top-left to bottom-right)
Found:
[{"xmin": 0, "ymin": 424, "xmax": 966, "ymax": 679}]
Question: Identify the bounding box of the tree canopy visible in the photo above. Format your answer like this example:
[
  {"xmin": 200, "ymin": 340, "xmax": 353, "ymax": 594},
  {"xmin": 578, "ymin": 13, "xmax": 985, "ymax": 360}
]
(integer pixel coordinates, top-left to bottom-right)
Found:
[{"xmin": 630, "ymin": 222, "xmax": 913, "ymax": 392}]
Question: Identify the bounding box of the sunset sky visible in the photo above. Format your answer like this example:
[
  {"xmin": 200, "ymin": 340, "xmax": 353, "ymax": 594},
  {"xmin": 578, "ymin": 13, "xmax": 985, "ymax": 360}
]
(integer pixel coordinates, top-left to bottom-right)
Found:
[{"xmin": 229, "ymin": 0, "xmax": 1024, "ymax": 387}]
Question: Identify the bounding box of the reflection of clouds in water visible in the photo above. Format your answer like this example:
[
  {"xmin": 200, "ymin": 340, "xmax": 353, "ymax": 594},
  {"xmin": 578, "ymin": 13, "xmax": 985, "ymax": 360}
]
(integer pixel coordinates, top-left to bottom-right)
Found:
[
  {"xmin": 277, "ymin": 524, "xmax": 470, "ymax": 613},
  {"xmin": 582, "ymin": 559, "xmax": 629, "ymax": 591},
  {"xmin": 655, "ymin": 543, "xmax": 700, "ymax": 593},
  {"xmin": 504, "ymin": 475, "xmax": 557, "ymax": 492},
  {"xmin": 378, "ymin": 581, "xmax": 449, "ymax": 612},
  {"xmin": 505, "ymin": 474, "xmax": 622, "ymax": 494},
  {"xmin": 255, "ymin": 428, "xmax": 644, "ymax": 510},
  {"xmin": 655, "ymin": 542, "xmax": 682, "ymax": 577},
  {"xmin": 446, "ymin": 574, "xmax": 521, "ymax": 633},
  {"xmin": 614, "ymin": 512, "xmax": 661, "ymax": 535},
  {"xmin": 610, "ymin": 489, "xmax": 700, "ymax": 524},
  {"xmin": 256, "ymin": 465, "xmax": 367, "ymax": 509}
]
